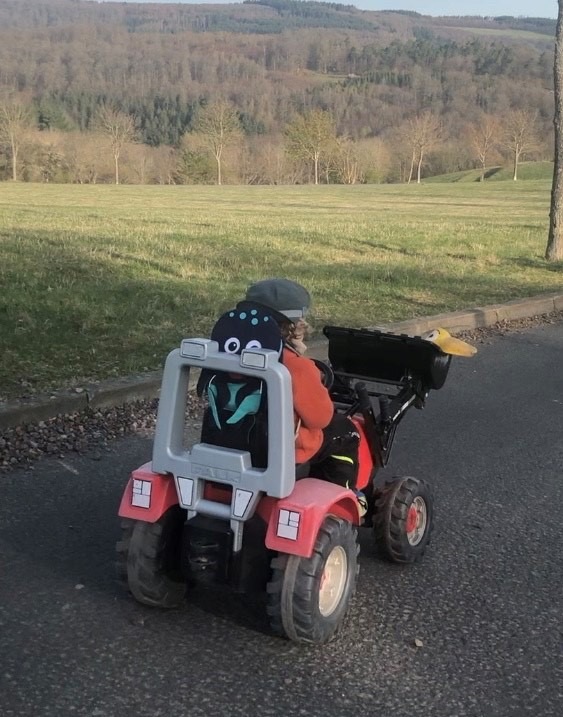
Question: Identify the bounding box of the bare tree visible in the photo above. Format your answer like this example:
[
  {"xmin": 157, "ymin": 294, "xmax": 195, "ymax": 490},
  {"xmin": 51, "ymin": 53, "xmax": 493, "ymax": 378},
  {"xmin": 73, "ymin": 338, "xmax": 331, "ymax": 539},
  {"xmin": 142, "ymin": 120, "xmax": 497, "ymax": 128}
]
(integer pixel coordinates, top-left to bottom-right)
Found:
[
  {"xmin": 547, "ymin": 0, "xmax": 563, "ymax": 261},
  {"xmin": 32, "ymin": 130, "xmax": 64, "ymax": 183},
  {"xmin": 191, "ymin": 100, "xmax": 242, "ymax": 185},
  {"xmin": 95, "ymin": 105, "xmax": 137, "ymax": 185},
  {"xmin": 250, "ymin": 134, "xmax": 303, "ymax": 185},
  {"xmin": 403, "ymin": 112, "xmax": 442, "ymax": 184},
  {"xmin": 468, "ymin": 114, "xmax": 500, "ymax": 181},
  {"xmin": 357, "ymin": 137, "xmax": 392, "ymax": 184},
  {"xmin": 333, "ymin": 136, "xmax": 362, "ymax": 185},
  {"xmin": 153, "ymin": 146, "xmax": 177, "ymax": 186},
  {"xmin": 284, "ymin": 110, "xmax": 336, "ymax": 185},
  {"xmin": 63, "ymin": 132, "xmax": 104, "ymax": 184},
  {"xmin": 0, "ymin": 95, "xmax": 32, "ymax": 181},
  {"xmin": 501, "ymin": 109, "xmax": 538, "ymax": 181}
]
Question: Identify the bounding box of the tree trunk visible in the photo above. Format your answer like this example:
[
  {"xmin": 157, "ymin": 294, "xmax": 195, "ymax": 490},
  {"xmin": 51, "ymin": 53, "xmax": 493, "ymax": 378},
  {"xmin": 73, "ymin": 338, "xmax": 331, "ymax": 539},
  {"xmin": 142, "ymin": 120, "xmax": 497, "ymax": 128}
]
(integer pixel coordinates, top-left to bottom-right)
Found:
[
  {"xmin": 513, "ymin": 150, "xmax": 518, "ymax": 181},
  {"xmin": 407, "ymin": 150, "xmax": 415, "ymax": 184},
  {"xmin": 417, "ymin": 151, "xmax": 423, "ymax": 184},
  {"xmin": 314, "ymin": 152, "xmax": 319, "ymax": 185},
  {"xmin": 11, "ymin": 143, "xmax": 17, "ymax": 181},
  {"xmin": 115, "ymin": 154, "xmax": 119, "ymax": 185},
  {"xmin": 547, "ymin": 0, "xmax": 563, "ymax": 261},
  {"xmin": 217, "ymin": 157, "xmax": 222, "ymax": 185}
]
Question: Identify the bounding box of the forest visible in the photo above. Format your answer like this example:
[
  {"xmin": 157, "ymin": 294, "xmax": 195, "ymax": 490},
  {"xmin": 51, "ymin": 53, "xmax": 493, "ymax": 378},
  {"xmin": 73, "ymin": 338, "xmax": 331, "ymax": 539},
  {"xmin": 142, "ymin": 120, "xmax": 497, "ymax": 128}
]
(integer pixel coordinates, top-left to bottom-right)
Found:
[{"xmin": 0, "ymin": 0, "xmax": 557, "ymax": 184}]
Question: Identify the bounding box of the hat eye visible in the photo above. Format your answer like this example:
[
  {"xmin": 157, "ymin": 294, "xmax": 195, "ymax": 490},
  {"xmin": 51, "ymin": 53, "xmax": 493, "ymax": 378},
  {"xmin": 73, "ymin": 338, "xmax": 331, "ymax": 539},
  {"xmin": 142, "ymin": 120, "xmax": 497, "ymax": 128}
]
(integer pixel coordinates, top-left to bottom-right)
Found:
[
  {"xmin": 246, "ymin": 339, "xmax": 262, "ymax": 349},
  {"xmin": 224, "ymin": 337, "xmax": 241, "ymax": 354}
]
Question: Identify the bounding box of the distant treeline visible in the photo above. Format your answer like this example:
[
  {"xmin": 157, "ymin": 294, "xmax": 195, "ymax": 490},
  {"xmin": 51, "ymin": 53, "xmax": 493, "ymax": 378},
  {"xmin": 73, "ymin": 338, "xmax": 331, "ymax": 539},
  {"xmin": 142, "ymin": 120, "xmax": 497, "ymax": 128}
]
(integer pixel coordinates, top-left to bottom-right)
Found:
[{"xmin": 0, "ymin": 0, "xmax": 556, "ymax": 181}]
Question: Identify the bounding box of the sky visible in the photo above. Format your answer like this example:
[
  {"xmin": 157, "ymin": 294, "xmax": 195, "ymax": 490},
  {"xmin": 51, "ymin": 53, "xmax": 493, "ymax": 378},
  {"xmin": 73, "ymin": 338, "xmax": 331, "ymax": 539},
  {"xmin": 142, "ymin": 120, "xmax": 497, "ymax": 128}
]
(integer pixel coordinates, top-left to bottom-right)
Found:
[
  {"xmin": 356, "ymin": 1, "xmax": 557, "ymax": 17},
  {"xmin": 105, "ymin": 0, "xmax": 558, "ymax": 20}
]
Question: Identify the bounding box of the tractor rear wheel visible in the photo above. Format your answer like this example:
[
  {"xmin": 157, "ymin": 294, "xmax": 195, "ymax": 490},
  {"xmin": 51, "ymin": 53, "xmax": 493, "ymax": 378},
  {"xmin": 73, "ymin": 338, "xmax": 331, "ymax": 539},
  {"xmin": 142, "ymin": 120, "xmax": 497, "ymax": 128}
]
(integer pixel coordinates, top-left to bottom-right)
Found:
[
  {"xmin": 116, "ymin": 505, "xmax": 186, "ymax": 608},
  {"xmin": 373, "ymin": 477, "xmax": 434, "ymax": 564},
  {"xmin": 266, "ymin": 516, "xmax": 359, "ymax": 644}
]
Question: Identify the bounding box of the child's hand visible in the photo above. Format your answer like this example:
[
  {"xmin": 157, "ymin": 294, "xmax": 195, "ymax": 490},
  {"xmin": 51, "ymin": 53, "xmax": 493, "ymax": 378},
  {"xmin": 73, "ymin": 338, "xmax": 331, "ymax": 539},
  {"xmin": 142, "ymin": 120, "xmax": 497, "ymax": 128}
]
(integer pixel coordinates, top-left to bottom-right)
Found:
[
  {"xmin": 291, "ymin": 337, "xmax": 307, "ymax": 355},
  {"xmin": 290, "ymin": 319, "xmax": 311, "ymax": 355}
]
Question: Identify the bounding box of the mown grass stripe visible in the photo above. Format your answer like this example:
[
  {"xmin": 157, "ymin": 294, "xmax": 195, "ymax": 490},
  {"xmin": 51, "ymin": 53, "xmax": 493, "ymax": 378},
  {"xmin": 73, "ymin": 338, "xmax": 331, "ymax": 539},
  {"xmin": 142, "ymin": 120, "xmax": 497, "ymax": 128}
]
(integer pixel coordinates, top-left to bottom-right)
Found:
[{"xmin": 0, "ymin": 181, "xmax": 561, "ymax": 398}]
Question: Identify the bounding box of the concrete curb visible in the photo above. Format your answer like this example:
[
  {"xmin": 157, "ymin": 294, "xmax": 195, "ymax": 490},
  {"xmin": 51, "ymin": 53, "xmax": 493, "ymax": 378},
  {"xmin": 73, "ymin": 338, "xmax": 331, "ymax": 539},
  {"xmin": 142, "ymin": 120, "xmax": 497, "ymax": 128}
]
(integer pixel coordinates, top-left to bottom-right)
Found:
[
  {"xmin": 1, "ymin": 291, "xmax": 562, "ymax": 430},
  {"xmin": 382, "ymin": 290, "xmax": 563, "ymax": 336}
]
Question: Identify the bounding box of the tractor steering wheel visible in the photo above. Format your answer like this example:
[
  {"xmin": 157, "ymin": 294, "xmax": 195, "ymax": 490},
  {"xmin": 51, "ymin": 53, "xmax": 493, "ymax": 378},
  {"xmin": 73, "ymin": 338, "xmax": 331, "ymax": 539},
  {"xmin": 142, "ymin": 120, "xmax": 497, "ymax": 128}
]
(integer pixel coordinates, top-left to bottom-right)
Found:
[{"xmin": 312, "ymin": 358, "xmax": 334, "ymax": 390}]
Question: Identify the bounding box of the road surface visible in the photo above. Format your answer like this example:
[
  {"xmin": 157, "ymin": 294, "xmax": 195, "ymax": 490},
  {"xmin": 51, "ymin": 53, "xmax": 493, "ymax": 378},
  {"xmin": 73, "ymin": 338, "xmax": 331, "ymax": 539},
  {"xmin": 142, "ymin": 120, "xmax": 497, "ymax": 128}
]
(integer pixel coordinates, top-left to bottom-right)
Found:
[{"xmin": 1, "ymin": 321, "xmax": 562, "ymax": 717}]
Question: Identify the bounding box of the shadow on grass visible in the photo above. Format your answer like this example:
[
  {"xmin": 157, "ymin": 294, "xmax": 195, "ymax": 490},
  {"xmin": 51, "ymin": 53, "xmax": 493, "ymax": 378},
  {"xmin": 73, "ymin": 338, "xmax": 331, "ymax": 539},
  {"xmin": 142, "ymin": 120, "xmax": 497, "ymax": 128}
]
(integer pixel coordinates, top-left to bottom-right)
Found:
[
  {"xmin": 2, "ymin": 227, "xmax": 257, "ymax": 395},
  {"xmin": 507, "ymin": 256, "xmax": 563, "ymax": 272},
  {"xmin": 312, "ymin": 256, "xmax": 559, "ymax": 321},
  {"xmin": 2, "ymin": 227, "xmax": 560, "ymax": 396},
  {"xmin": 351, "ymin": 241, "xmax": 422, "ymax": 257},
  {"xmin": 480, "ymin": 167, "xmax": 504, "ymax": 181}
]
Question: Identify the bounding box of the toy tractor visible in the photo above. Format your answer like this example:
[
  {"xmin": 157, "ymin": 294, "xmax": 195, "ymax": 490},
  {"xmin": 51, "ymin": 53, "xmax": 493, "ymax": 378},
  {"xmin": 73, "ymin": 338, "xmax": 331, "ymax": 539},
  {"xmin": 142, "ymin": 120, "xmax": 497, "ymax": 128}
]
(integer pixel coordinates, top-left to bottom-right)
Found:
[{"xmin": 116, "ymin": 311, "xmax": 475, "ymax": 644}]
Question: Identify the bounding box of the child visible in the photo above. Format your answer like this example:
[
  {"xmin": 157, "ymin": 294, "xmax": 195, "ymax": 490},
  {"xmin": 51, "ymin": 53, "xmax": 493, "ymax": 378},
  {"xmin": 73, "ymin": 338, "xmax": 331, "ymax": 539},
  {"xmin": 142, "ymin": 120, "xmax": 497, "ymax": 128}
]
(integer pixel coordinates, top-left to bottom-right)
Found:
[{"xmin": 244, "ymin": 278, "xmax": 362, "ymax": 497}]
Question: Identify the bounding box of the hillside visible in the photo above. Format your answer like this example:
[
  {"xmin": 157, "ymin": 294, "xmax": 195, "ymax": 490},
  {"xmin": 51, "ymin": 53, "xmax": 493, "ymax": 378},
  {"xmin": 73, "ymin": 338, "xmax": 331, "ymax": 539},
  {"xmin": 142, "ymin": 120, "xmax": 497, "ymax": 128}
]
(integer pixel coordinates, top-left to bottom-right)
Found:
[{"xmin": 0, "ymin": 0, "xmax": 556, "ymax": 183}]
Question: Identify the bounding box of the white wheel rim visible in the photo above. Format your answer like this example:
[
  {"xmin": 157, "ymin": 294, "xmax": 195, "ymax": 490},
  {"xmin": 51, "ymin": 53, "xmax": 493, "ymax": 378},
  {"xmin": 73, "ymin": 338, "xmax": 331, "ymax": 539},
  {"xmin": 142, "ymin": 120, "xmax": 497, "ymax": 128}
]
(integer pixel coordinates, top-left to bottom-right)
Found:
[
  {"xmin": 406, "ymin": 496, "xmax": 428, "ymax": 546},
  {"xmin": 319, "ymin": 546, "xmax": 348, "ymax": 617}
]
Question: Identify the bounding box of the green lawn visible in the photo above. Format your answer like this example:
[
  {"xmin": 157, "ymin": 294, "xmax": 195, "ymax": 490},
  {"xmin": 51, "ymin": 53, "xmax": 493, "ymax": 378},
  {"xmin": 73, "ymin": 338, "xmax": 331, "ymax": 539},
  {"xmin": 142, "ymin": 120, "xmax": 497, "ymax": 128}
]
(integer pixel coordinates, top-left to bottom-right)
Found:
[
  {"xmin": 445, "ymin": 26, "xmax": 554, "ymax": 43},
  {"xmin": 425, "ymin": 161, "xmax": 554, "ymax": 184},
  {"xmin": 1, "ymin": 181, "xmax": 561, "ymax": 398}
]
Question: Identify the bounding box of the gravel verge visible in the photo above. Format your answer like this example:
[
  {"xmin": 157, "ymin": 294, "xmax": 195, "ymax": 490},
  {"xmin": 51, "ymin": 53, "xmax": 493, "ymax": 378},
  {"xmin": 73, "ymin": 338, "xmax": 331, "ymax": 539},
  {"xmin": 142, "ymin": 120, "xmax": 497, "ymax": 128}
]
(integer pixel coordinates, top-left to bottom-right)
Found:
[
  {"xmin": 0, "ymin": 395, "xmax": 204, "ymax": 474},
  {"xmin": 1, "ymin": 309, "xmax": 562, "ymax": 474}
]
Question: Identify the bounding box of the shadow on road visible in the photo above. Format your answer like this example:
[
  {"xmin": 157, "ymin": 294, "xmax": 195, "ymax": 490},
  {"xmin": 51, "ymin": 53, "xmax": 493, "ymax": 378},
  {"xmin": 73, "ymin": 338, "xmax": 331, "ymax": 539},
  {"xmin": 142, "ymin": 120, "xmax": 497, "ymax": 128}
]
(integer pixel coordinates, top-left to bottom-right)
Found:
[{"xmin": 0, "ymin": 437, "xmax": 153, "ymax": 597}]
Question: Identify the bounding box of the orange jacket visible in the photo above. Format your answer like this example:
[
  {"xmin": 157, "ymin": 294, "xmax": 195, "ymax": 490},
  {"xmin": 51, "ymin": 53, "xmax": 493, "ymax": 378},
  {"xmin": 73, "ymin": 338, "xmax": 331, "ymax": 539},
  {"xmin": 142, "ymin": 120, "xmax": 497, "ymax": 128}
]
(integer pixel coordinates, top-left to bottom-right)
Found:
[{"xmin": 282, "ymin": 347, "xmax": 334, "ymax": 463}]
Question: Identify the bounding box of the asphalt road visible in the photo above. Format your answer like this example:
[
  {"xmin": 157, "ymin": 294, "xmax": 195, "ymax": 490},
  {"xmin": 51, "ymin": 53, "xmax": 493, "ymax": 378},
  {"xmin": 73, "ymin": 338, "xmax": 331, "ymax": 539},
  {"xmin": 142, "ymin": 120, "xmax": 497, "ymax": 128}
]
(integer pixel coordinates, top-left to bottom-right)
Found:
[{"xmin": 1, "ymin": 321, "xmax": 562, "ymax": 717}]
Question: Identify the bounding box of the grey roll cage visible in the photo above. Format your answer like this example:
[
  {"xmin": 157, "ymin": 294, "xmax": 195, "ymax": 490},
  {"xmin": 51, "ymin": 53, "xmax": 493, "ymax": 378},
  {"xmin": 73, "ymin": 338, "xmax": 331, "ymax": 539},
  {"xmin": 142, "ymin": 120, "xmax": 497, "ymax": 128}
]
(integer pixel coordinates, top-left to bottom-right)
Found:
[{"xmin": 151, "ymin": 338, "xmax": 296, "ymax": 551}]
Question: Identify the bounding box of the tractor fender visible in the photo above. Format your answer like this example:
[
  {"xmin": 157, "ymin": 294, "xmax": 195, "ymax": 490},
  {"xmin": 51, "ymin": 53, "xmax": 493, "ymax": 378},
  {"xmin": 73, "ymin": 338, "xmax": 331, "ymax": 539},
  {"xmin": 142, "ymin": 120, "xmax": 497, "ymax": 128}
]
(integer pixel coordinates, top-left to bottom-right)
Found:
[
  {"xmin": 264, "ymin": 478, "xmax": 360, "ymax": 559},
  {"xmin": 118, "ymin": 462, "xmax": 178, "ymax": 523},
  {"xmin": 350, "ymin": 416, "xmax": 375, "ymax": 491}
]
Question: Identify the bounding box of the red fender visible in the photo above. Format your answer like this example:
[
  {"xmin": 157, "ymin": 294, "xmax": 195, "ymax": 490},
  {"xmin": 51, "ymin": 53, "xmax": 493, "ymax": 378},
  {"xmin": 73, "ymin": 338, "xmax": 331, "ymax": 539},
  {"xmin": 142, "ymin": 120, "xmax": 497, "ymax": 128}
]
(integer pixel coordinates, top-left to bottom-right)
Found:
[
  {"xmin": 264, "ymin": 478, "xmax": 360, "ymax": 559},
  {"xmin": 118, "ymin": 463, "xmax": 178, "ymax": 523},
  {"xmin": 350, "ymin": 416, "xmax": 376, "ymax": 492}
]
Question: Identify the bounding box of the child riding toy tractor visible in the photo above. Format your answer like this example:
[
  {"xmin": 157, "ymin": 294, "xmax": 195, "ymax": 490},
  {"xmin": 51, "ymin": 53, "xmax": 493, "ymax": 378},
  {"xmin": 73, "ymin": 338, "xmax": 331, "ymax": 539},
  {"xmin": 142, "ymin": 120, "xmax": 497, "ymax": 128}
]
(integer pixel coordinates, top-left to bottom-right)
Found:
[{"xmin": 116, "ymin": 292, "xmax": 475, "ymax": 644}]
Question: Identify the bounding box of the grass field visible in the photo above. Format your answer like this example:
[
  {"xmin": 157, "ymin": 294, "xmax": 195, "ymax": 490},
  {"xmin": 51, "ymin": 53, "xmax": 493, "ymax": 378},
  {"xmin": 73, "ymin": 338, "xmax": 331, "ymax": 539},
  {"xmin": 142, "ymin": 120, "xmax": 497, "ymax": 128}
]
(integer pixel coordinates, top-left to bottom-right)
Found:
[
  {"xmin": 1, "ymin": 180, "xmax": 562, "ymax": 399},
  {"xmin": 425, "ymin": 161, "xmax": 555, "ymax": 184},
  {"xmin": 447, "ymin": 26, "xmax": 554, "ymax": 43}
]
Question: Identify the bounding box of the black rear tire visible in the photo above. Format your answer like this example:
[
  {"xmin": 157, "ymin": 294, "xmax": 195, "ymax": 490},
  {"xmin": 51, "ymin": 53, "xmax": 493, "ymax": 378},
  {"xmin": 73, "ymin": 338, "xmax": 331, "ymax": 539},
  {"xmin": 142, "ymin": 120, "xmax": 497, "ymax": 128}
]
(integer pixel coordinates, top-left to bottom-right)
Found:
[
  {"xmin": 116, "ymin": 505, "xmax": 186, "ymax": 608},
  {"xmin": 266, "ymin": 516, "xmax": 359, "ymax": 644},
  {"xmin": 373, "ymin": 477, "xmax": 434, "ymax": 564}
]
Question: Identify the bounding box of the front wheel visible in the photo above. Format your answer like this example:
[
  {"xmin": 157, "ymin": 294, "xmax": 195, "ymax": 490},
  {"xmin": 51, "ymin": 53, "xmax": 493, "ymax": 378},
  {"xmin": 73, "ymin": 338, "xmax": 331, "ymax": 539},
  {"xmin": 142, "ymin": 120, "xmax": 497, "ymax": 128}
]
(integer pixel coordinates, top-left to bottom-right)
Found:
[
  {"xmin": 266, "ymin": 516, "xmax": 359, "ymax": 644},
  {"xmin": 116, "ymin": 505, "xmax": 186, "ymax": 608},
  {"xmin": 373, "ymin": 477, "xmax": 434, "ymax": 564}
]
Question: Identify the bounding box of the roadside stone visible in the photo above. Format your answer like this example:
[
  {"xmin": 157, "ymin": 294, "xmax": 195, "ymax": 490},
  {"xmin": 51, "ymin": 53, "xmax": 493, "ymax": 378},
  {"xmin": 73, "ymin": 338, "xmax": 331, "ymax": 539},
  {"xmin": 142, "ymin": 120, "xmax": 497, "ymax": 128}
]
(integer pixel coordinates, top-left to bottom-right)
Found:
[{"xmin": 0, "ymin": 396, "xmax": 201, "ymax": 473}]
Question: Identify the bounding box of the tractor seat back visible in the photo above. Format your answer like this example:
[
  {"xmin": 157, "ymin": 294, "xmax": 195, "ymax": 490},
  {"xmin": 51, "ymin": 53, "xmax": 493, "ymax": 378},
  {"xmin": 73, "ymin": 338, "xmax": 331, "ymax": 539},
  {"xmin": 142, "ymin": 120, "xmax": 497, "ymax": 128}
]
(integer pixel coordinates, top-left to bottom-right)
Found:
[
  {"xmin": 198, "ymin": 372, "xmax": 269, "ymax": 468},
  {"xmin": 197, "ymin": 303, "xmax": 284, "ymax": 469}
]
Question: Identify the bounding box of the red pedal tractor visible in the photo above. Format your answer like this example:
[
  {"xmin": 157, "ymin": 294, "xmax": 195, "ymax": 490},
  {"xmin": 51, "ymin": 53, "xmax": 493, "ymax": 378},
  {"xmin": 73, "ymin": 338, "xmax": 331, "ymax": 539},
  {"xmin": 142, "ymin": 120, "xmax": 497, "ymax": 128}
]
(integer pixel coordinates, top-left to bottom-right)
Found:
[{"xmin": 116, "ymin": 313, "xmax": 475, "ymax": 644}]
